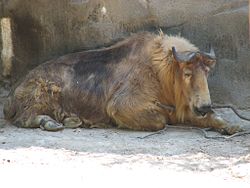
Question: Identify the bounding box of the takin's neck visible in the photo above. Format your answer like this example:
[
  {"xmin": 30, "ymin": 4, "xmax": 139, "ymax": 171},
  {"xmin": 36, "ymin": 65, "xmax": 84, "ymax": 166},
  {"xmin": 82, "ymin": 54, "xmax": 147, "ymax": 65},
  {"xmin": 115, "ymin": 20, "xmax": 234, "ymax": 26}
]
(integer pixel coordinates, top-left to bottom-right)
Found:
[{"xmin": 150, "ymin": 39, "xmax": 189, "ymax": 122}]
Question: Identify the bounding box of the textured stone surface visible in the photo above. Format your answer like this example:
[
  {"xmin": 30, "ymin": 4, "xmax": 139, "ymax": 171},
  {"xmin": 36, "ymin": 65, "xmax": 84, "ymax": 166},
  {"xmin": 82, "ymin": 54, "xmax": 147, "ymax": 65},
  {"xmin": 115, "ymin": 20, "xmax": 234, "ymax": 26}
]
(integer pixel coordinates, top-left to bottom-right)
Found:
[{"xmin": 0, "ymin": 0, "xmax": 249, "ymax": 107}]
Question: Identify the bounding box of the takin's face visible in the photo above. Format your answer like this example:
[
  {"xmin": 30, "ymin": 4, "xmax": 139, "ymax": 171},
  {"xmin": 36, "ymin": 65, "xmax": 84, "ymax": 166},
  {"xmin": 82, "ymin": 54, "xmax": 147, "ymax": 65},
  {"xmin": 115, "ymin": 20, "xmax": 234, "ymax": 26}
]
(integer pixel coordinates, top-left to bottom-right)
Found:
[{"xmin": 172, "ymin": 47, "xmax": 216, "ymax": 117}]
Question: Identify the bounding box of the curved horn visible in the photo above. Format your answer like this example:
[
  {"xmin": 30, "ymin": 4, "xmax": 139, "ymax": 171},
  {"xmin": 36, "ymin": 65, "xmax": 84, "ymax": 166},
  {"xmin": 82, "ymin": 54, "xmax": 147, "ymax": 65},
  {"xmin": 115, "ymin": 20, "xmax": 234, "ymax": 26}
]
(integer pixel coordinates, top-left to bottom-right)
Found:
[
  {"xmin": 172, "ymin": 46, "xmax": 196, "ymax": 62},
  {"xmin": 209, "ymin": 46, "xmax": 216, "ymax": 59},
  {"xmin": 203, "ymin": 45, "xmax": 216, "ymax": 59}
]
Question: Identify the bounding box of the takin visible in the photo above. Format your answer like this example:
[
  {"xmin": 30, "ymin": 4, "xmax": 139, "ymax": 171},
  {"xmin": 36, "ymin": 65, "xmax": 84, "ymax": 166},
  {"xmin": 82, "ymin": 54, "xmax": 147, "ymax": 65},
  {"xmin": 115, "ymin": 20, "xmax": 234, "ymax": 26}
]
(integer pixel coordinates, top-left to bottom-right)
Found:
[{"xmin": 3, "ymin": 32, "xmax": 241, "ymax": 134}]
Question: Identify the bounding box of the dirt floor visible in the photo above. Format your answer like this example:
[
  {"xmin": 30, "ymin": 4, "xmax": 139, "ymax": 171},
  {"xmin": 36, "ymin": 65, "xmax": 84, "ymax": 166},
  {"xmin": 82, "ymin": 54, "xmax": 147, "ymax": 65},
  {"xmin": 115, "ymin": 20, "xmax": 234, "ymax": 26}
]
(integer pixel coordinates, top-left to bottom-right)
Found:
[{"xmin": 0, "ymin": 91, "xmax": 250, "ymax": 187}]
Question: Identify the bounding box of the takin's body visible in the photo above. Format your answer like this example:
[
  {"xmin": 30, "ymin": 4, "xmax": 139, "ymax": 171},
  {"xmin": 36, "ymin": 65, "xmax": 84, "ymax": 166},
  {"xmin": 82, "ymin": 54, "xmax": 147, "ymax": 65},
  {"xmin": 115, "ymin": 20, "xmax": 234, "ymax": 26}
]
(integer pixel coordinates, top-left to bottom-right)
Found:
[{"xmin": 3, "ymin": 32, "xmax": 241, "ymax": 134}]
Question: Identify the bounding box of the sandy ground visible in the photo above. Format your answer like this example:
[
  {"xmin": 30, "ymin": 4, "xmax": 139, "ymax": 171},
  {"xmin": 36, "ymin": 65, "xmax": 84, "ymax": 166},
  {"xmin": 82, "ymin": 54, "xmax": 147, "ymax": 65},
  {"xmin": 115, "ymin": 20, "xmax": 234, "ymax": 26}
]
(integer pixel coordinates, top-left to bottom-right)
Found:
[{"xmin": 0, "ymin": 94, "xmax": 250, "ymax": 187}]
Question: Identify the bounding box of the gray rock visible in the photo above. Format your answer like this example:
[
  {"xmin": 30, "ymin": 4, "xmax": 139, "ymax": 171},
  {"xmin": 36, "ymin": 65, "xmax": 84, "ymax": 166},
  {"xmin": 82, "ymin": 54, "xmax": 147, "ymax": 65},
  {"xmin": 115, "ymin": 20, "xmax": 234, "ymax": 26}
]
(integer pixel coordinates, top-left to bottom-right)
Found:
[{"xmin": 0, "ymin": 0, "xmax": 249, "ymax": 108}]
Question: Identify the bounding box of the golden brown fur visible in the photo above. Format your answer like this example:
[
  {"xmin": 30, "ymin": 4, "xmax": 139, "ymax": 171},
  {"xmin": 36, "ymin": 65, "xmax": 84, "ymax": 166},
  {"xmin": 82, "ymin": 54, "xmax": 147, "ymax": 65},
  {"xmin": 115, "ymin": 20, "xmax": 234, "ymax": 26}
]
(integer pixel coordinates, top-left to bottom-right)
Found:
[
  {"xmin": 150, "ymin": 34, "xmax": 201, "ymax": 123},
  {"xmin": 3, "ymin": 32, "xmax": 241, "ymax": 134}
]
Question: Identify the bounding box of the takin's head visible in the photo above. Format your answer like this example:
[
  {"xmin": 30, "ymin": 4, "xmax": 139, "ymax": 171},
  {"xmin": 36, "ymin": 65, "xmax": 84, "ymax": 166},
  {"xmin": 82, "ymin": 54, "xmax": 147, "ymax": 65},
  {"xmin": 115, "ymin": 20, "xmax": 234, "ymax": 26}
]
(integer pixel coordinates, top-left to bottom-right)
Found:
[{"xmin": 171, "ymin": 46, "xmax": 216, "ymax": 118}]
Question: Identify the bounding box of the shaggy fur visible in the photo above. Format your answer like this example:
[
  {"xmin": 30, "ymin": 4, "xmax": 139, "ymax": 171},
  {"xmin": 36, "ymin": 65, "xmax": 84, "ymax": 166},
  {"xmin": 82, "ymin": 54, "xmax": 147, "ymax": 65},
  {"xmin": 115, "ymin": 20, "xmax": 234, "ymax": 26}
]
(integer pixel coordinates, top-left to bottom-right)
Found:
[
  {"xmin": 3, "ymin": 32, "xmax": 241, "ymax": 134},
  {"xmin": 151, "ymin": 34, "xmax": 200, "ymax": 122}
]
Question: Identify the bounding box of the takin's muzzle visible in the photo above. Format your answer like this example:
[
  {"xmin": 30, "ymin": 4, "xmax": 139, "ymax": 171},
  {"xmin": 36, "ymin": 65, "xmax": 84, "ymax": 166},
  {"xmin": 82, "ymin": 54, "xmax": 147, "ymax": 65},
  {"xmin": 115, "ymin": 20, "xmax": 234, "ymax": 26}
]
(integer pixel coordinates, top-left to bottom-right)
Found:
[{"xmin": 194, "ymin": 104, "xmax": 213, "ymax": 117}]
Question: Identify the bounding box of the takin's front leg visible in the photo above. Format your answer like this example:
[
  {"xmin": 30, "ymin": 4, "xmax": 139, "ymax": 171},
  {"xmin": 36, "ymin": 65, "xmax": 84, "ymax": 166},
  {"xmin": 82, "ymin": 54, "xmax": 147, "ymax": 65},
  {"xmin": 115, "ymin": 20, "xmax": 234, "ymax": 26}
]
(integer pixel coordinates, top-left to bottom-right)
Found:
[{"xmin": 189, "ymin": 112, "xmax": 242, "ymax": 135}]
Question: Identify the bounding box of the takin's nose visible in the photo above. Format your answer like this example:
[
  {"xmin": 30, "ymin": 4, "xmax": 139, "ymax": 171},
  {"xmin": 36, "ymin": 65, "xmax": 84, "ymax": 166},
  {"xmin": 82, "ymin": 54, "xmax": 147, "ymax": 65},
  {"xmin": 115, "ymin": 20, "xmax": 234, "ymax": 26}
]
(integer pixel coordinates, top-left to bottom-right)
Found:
[{"xmin": 194, "ymin": 105, "xmax": 213, "ymax": 117}]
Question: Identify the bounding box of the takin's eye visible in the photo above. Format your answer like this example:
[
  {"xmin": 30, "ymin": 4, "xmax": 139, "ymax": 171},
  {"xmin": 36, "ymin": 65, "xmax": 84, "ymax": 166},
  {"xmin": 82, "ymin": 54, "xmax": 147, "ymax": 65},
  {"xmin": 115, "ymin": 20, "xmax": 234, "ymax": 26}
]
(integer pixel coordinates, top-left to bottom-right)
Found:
[
  {"xmin": 183, "ymin": 69, "xmax": 192, "ymax": 78},
  {"xmin": 206, "ymin": 60, "xmax": 216, "ymax": 69}
]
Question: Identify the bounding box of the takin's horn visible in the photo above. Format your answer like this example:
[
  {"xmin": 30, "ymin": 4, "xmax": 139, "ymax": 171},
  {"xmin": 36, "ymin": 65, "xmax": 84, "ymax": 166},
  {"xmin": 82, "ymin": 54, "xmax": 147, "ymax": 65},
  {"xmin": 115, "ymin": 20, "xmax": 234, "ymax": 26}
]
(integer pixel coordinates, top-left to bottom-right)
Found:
[
  {"xmin": 203, "ymin": 45, "xmax": 216, "ymax": 59},
  {"xmin": 172, "ymin": 46, "xmax": 196, "ymax": 62}
]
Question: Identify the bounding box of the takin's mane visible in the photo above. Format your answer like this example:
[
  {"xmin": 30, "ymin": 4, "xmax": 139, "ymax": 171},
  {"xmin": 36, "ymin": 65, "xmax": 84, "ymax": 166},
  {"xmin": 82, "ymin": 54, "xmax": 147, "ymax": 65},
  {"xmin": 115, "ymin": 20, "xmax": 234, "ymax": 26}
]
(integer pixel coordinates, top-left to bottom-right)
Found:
[{"xmin": 151, "ymin": 33, "xmax": 199, "ymax": 122}]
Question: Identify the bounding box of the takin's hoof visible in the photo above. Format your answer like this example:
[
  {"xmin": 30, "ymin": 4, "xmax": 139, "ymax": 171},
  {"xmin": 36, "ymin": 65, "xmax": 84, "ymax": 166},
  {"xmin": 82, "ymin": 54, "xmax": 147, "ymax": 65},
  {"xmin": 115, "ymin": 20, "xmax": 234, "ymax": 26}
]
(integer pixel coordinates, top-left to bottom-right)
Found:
[
  {"xmin": 63, "ymin": 117, "xmax": 82, "ymax": 128},
  {"xmin": 40, "ymin": 120, "xmax": 64, "ymax": 131},
  {"xmin": 35, "ymin": 115, "xmax": 64, "ymax": 131},
  {"xmin": 33, "ymin": 115, "xmax": 64, "ymax": 131},
  {"xmin": 216, "ymin": 125, "xmax": 243, "ymax": 135},
  {"xmin": 210, "ymin": 114, "xmax": 243, "ymax": 135}
]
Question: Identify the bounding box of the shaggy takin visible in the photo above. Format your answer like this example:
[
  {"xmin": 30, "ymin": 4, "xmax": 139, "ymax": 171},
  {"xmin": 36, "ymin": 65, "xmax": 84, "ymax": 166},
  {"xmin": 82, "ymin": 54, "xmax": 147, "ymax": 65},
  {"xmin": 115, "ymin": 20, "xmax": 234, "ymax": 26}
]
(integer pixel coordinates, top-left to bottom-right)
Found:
[{"xmin": 4, "ymin": 32, "xmax": 241, "ymax": 134}]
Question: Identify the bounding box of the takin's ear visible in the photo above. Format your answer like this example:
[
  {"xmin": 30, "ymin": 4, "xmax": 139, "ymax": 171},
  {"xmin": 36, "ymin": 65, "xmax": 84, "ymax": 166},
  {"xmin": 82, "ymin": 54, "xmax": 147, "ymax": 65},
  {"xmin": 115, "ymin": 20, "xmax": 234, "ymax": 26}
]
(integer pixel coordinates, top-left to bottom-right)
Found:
[
  {"xmin": 172, "ymin": 46, "xmax": 196, "ymax": 63},
  {"xmin": 204, "ymin": 58, "xmax": 216, "ymax": 69},
  {"xmin": 201, "ymin": 45, "xmax": 216, "ymax": 69}
]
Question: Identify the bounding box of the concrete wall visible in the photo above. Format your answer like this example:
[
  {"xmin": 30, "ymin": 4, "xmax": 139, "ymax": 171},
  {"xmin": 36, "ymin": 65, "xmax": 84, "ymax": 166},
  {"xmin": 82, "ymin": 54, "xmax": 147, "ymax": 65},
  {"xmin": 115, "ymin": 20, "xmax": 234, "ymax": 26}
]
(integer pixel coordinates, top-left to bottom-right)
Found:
[{"xmin": 0, "ymin": 0, "xmax": 249, "ymax": 107}]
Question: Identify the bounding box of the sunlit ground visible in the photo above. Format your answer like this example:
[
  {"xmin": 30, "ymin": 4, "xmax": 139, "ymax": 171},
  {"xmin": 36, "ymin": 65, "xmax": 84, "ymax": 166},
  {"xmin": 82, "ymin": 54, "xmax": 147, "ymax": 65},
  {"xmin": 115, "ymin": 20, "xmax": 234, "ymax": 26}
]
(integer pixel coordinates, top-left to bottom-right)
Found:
[{"xmin": 0, "ymin": 147, "xmax": 250, "ymax": 188}]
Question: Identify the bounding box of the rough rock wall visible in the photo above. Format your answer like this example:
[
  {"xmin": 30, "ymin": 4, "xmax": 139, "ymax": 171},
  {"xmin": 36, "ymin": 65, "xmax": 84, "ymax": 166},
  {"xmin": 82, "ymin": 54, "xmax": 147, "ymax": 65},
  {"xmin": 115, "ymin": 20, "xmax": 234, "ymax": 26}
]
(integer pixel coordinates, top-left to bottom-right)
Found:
[
  {"xmin": 0, "ymin": 0, "xmax": 3, "ymax": 78},
  {"xmin": 0, "ymin": 0, "xmax": 249, "ymax": 107}
]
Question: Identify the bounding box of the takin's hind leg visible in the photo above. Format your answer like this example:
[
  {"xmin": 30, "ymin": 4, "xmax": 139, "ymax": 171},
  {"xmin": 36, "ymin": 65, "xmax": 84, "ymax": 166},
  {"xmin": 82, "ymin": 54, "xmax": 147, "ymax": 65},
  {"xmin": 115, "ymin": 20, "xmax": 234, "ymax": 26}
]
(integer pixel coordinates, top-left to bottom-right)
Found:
[
  {"xmin": 107, "ymin": 97, "xmax": 166, "ymax": 131},
  {"xmin": 21, "ymin": 115, "xmax": 64, "ymax": 131},
  {"xmin": 112, "ymin": 111, "xmax": 166, "ymax": 131},
  {"xmin": 18, "ymin": 114, "xmax": 83, "ymax": 131}
]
